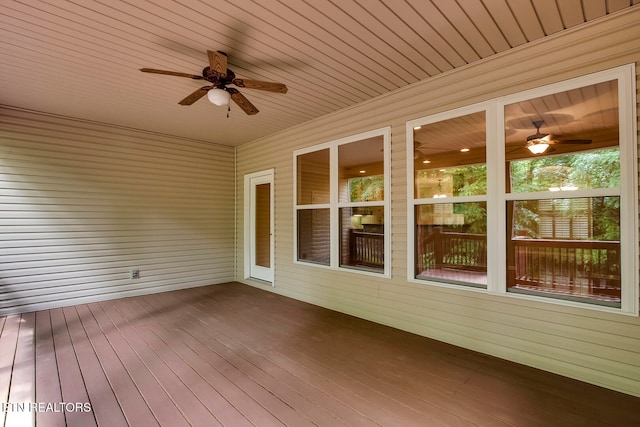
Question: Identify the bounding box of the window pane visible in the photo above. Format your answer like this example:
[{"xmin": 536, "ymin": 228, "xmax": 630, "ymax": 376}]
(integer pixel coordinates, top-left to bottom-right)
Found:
[
  {"xmin": 414, "ymin": 111, "xmax": 486, "ymax": 198},
  {"xmin": 297, "ymin": 149, "xmax": 330, "ymax": 205},
  {"xmin": 339, "ymin": 136, "xmax": 384, "ymax": 203},
  {"xmin": 415, "ymin": 165, "xmax": 487, "ymax": 199},
  {"xmin": 415, "ymin": 202, "xmax": 487, "ymax": 287},
  {"xmin": 255, "ymin": 183, "xmax": 271, "ymax": 268},
  {"xmin": 347, "ymin": 175, "xmax": 384, "ymax": 203},
  {"xmin": 505, "ymin": 80, "xmax": 619, "ymax": 193},
  {"xmin": 297, "ymin": 209, "xmax": 330, "ymax": 265},
  {"xmin": 509, "ymin": 148, "xmax": 620, "ymax": 193},
  {"xmin": 507, "ymin": 197, "xmax": 621, "ymax": 307},
  {"xmin": 339, "ymin": 206, "xmax": 384, "ymax": 272}
]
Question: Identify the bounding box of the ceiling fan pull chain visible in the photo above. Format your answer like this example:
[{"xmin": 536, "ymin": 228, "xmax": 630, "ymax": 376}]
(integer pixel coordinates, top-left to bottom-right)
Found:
[{"xmin": 227, "ymin": 105, "xmax": 230, "ymax": 118}]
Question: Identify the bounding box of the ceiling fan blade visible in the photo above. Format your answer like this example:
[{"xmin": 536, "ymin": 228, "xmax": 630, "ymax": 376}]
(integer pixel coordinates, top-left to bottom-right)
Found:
[
  {"xmin": 140, "ymin": 68, "xmax": 203, "ymax": 79},
  {"xmin": 557, "ymin": 139, "xmax": 592, "ymax": 144},
  {"xmin": 527, "ymin": 132, "xmax": 549, "ymax": 142},
  {"xmin": 232, "ymin": 78, "xmax": 288, "ymax": 93},
  {"xmin": 227, "ymin": 88, "xmax": 259, "ymax": 115},
  {"xmin": 208, "ymin": 50, "xmax": 227, "ymax": 77},
  {"xmin": 178, "ymin": 87, "xmax": 210, "ymax": 105}
]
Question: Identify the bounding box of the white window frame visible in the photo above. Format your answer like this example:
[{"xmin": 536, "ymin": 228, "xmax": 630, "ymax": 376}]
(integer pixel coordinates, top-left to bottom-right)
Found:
[
  {"xmin": 407, "ymin": 102, "xmax": 493, "ymax": 291},
  {"xmin": 294, "ymin": 127, "xmax": 391, "ymax": 277},
  {"xmin": 407, "ymin": 64, "xmax": 638, "ymax": 315}
]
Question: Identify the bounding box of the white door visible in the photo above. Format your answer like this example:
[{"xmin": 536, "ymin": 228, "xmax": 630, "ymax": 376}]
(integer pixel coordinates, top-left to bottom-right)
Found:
[{"xmin": 245, "ymin": 170, "xmax": 274, "ymax": 283}]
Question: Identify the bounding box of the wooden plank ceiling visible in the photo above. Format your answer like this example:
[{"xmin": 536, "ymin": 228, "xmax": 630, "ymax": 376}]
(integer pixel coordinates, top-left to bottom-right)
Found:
[{"xmin": 0, "ymin": 0, "xmax": 637, "ymax": 146}]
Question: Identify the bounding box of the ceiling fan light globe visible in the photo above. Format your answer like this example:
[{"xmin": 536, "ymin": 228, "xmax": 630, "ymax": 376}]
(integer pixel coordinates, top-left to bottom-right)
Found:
[
  {"xmin": 207, "ymin": 88, "xmax": 230, "ymax": 106},
  {"xmin": 527, "ymin": 141, "xmax": 550, "ymax": 154}
]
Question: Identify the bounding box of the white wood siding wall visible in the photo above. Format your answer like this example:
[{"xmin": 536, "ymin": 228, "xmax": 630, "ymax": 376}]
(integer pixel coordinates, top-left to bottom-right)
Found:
[
  {"xmin": 0, "ymin": 108, "xmax": 235, "ymax": 315},
  {"xmin": 236, "ymin": 8, "xmax": 640, "ymax": 397}
]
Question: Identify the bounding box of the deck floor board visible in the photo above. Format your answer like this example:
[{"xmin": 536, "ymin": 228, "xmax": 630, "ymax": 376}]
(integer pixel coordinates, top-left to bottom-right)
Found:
[
  {"xmin": 1, "ymin": 282, "xmax": 639, "ymax": 426},
  {"xmin": 34, "ymin": 311, "xmax": 65, "ymax": 427},
  {"xmin": 53, "ymin": 308, "xmax": 97, "ymax": 427},
  {"xmin": 5, "ymin": 312, "xmax": 35, "ymax": 427}
]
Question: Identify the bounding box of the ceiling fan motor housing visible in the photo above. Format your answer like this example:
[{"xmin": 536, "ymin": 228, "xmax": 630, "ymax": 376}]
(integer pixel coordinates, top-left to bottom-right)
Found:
[{"xmin": 203, "ymin": 66, "xmax": 235, "ymax": 88}]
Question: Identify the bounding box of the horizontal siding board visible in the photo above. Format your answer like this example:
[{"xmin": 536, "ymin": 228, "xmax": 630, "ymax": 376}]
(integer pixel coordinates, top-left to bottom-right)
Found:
[
  {"xmin": 236, "ymin": 8, "xmax": 640, "ymax": 397},
  {"xmin": 0, "ymin": 131, "xmax": 232, "ymax": 166},
  {"xmin": 1, "ymin": 251, "xmax": 233, "ymax": 276},
  {"xmin": 1, "ymin": 279, "xmax": 229, "ymax": 316},
  {"xmin": 0, "ymin": 167, "xmax": 232, "ymax": 188},
  {"xmin": 0, "ymin": 234, "xmax": 230, "ymax": 249},
  {"xmin": 1, "ymin": 108, "xmax": 235, "ymax": 315},
  {"xmin": 0, "ymin": 240, "xmax": 229, "ymax": 256},
  {"xmin": 0, "ymin": 126, "xmax": 231, "ymax": 161},
  {"xmin": 375, "ymin": 289, "xmax": 640, "ymax": 359},
  {"xmin": 0, "ymin": 110, "xmax": 231, "ymax": 149},
  {"xmin": 0, "ymin": 157, "xmax": 228, "ymax": 185},
  {"xmin": 0, "ymin": 236, "xmax": 230, "ymax": 248},
  {"xmin": 0, "ymin": 205, "xmax": 232, "ymax": 216},
  {"xmin": 0, "ymin": 253, "xmax": 233, "ymax": 270}
]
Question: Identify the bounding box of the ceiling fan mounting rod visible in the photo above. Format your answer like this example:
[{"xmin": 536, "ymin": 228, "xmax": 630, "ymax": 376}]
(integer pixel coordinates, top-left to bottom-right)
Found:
[{"xmin": 533, "ymin": 119, "xmax": 544, "ymax": 130}]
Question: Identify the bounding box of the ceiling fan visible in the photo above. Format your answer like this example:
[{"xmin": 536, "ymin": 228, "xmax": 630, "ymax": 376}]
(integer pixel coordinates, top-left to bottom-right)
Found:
[
  {"xmin": 140, "ymin": 50, "xmax": 288, "ymax": 115},
  {"xmin": 526, "ymin": 120, "xmax": 592, "ymax": 154}
]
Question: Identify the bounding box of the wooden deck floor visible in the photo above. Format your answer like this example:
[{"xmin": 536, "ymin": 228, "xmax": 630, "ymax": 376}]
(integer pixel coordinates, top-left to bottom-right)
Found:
[{"xmin": 1, "ymin": 282, "xmax": 639, "ymax": 426}]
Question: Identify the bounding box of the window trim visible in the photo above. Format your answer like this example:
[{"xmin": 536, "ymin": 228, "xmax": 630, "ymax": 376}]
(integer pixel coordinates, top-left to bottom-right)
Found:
[
  {"xmin": 294, "ymin": 127, "xmax": 391, "ymax": 278},
  {"xmin": 407, "ymin": 64, "xmax": 638, "ymax": 315}
]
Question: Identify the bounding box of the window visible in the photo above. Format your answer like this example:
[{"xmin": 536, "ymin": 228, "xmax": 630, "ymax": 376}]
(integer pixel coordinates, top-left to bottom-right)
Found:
[
  {"xmin": 296, "ymin": 149, "xmax": 330, "ymax": 265},
  {"xmin": 408, "ymin": 65, "xmax": 637, "ymax": 314},
  {"xmin": 504, "ymin": 79, "xmax": 624, "ymax": 307},
  {"xmin": 411, "ymin": 107, "xmax": 488, "ymax": 287},
  {"xmin": 295, "ymin": 128, "xmax": 390, "ymax": 276}
]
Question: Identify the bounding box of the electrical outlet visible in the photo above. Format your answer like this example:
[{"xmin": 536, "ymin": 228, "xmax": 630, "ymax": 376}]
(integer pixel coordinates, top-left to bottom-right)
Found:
[{"xmin": 131, "ymin": 268, "xmax": 140, "ymax": 279}]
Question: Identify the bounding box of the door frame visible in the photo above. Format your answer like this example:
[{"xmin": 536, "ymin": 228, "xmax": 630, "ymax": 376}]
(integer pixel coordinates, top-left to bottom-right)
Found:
[{"xmin": 244, "ymin": 169, "xmax": 275, "ymax": 284}]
